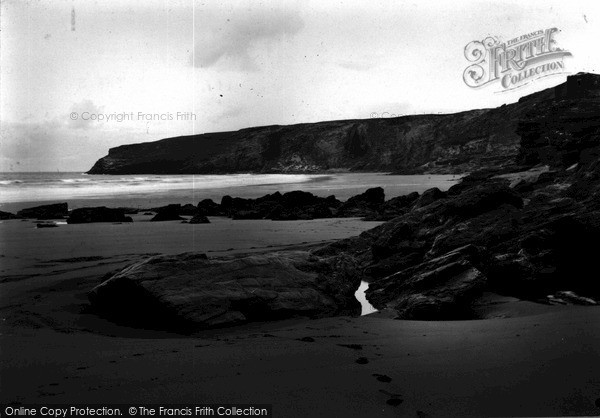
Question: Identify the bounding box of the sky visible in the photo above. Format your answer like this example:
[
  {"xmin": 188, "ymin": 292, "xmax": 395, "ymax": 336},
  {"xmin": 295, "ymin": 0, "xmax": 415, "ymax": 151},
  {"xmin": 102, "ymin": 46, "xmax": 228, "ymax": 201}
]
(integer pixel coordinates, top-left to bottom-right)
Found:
[{"xmin": 1, "ymin": 0, "xmax": 599, "ymax": 172}]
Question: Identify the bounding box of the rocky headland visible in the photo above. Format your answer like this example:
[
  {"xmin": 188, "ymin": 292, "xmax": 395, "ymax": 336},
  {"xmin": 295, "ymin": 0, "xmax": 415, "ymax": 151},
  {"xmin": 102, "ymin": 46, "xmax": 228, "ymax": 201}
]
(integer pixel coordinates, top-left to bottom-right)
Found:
[{"xmin": 87, "ymin": 78, "xmax": 577, "ymax": 176}]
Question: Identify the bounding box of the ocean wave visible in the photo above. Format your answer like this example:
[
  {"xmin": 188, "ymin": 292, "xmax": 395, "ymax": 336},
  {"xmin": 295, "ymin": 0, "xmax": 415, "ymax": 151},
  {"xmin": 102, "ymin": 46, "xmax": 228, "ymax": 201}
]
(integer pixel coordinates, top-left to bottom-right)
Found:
[{"xmin": 60, "ymin": 178, "xmax": 91, "ymax": 183}]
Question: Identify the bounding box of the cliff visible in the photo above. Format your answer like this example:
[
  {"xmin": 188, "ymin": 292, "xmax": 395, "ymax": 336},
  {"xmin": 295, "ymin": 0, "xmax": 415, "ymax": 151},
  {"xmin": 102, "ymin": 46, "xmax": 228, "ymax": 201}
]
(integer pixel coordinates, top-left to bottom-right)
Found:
[{"xmin": 88, "ymin": 74, "xmax": 599, "ymax": 175}]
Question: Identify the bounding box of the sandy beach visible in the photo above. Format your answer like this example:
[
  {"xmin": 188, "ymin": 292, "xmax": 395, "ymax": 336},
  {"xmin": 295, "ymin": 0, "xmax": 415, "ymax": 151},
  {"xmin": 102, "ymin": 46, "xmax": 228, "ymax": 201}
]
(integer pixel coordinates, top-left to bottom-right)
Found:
[
  {"xmin": 2, "ymin": 275, "xmax": 599, "ymax": 417},
  {"xmin": 1, "ymin": 209, "xmax": 599, "ymax": 416}
]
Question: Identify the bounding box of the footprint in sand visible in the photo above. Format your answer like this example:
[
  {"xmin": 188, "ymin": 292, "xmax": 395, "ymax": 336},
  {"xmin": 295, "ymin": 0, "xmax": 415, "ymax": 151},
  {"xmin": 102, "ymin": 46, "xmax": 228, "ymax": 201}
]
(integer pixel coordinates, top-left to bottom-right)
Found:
[
  {"xmin": 386, "ymin": 398, "xmax": 403, "ymax": 406},
  {"xmin": 373, "ymin": 373, "xmax": 392, "ymax": 383},
  {"xmin": 379, "ymin": 389, "xmax": 403, "ymax": 406},
  {"xmin": 337, "ymin": 343, "xmax": 362, "ymax": 350},
  {"xmin": 356, "ymin": 357, "xmax": 369, "ymax": 364}
]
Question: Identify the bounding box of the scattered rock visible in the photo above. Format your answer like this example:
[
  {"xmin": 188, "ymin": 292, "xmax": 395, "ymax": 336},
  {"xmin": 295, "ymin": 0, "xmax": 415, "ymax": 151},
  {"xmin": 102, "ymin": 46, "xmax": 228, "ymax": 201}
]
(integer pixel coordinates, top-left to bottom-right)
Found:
[
  {"xmin": 150, "ymin": 204, "xmax": 184, "ymax": 222},
  {"xmin": 36, "ymin": 222, "xmax": 58, "ymax": 228},
  {"xmin": 189, "ymin": 214, "xmax": 210, "ymax": 224},
  {"xmin": 67, "ymin": 207, "xmax": 133, "ymax": 224}
]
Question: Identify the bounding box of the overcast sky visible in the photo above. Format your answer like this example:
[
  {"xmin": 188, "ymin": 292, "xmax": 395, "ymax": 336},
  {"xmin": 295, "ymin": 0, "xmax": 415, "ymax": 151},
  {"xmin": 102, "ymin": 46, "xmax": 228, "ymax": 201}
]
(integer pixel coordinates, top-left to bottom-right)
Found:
[{"xmin": 1, "ymin": 0, "xmax": 599, "ymax": 171}]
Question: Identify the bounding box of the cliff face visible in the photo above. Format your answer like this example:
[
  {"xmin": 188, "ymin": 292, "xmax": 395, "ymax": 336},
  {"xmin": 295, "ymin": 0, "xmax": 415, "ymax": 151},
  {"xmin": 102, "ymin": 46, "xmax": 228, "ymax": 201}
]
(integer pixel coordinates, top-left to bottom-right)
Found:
[{"xmin": 88, "ymin": 75, "xmax": 597, "ymax": 175}]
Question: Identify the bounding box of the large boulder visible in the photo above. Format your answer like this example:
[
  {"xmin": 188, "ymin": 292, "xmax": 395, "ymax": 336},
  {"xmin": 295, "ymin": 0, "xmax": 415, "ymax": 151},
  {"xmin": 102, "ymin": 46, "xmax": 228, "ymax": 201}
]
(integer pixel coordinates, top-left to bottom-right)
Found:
[
  {"xmin": 17, "ymin": 203, "xmax": 68, "ymax": 219},
  {"xmin": 150, "ymin": 204, "xmax": 184, "ymax": 221},
  {"xmin": 67, "ymin": 207, "xmax": 133, "ymax": 224},
  {"xmin": 88, "ymin": 251, "xmax": 361, "ymax": 330}
]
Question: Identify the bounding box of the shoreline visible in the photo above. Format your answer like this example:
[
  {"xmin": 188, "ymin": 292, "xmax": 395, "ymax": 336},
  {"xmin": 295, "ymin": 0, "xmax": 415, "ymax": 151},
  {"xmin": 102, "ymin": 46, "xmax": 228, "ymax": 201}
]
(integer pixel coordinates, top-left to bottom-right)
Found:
[{"xmin": 0, "ymin": 172, "xmax": 461, "ymax": 212}]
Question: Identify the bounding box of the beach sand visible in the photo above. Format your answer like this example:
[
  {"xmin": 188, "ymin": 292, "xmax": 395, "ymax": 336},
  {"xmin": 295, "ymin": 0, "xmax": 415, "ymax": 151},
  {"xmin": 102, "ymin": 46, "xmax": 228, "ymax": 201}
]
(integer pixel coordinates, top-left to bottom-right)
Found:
[{"xmin": 1, "ymin": 215, "xmax": 599, "ymax": 416}]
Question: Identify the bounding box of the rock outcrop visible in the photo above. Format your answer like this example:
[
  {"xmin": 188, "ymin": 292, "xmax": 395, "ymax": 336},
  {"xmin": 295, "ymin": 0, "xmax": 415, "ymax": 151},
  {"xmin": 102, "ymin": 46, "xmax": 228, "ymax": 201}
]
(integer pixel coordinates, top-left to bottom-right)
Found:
[
  {"xmin": 17, "ymin": 203, "xmax": 68, "ymax": 220},
  {"xmin": 0, "ymin": 210, "xmax": 20, "ymax": 220},
  {"xmin": 219, "ymin": 190, "xmax": 342, "ymax": 220},
  {"xmin": 336, "ymin": 187, "xmax": 385, "ymax": 217},
  {"xmin": 88, "ymin": 251, "xmax": 361, "ymax": 330}
]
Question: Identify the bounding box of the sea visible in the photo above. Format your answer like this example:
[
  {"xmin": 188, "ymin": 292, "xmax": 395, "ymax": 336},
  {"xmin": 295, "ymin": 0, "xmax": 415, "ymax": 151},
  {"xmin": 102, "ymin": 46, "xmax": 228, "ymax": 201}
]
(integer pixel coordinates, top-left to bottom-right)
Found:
[{"xmin": 0, "ymin": 172, "xmax": 462, "ymax": 212}]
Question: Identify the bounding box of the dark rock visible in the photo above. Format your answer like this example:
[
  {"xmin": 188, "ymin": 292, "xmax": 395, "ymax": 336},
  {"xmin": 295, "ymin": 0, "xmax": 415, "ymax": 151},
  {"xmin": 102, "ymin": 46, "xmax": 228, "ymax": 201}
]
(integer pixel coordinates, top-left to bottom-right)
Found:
[
  {"xmin": 368, "ymin": 192, "xmax": 420, "ymax": 221},
  {"xmin": 67, "ymin": 207, "xmax": 133, "ymax": 224},
  {"xmin": 413, "ymin": 187, "xmax": 445, "ymax": 209},
  {"xmin": 367, "ymin": 245, "xmax": 486, "ymax": 320},
  {"xmin": 517, "ymin": 88, "xmax": 600, "ymax": 168},
  {"xmin": 337, "ymin": 187, "xmax": 385, "ymax": 217},
  {"xmin": 0, "ymin": 210, "xmax": 20, "ymax": 220},
  {"xmin": 88, "ymin": 251, "xmax": 362, "ymax": 329},
  {"xmin": 189, "ymin": 214, "xmax": 210, "ymax": 224},
  {"xmin": 554, "ymin": 291, "xmax": 596, "ymax": 305},
  {"xmin": 179, "ymin": 204, "xmax": 198, "ymax": 216},
  {"xmin": 281, "ymin": 190, "xmax": 323, "ymax": 207},
  {"xmin": 197, "ymin": 199, "xmax": 223, "ymax": 216},
  {"xmin": 513, "ymin": 179, "xmax": 534, "ymax": 194},
  {"xmin": 17, "ymin": 203, "xmax": 68, "ymax": 220},
  {"xmin": 219, "ymin": 190, "xmax": 339, "ymax": 220},
  {"xmin": 150, "ymin": 204, "xmax": 184, "ymax": 222},
  {"xmin": 36, "ymin": 222, "xmax": 58, "ymax": 228},
  {"xmin": 440, "ymin": 183, "xmax": 523, "ymax": 219}
]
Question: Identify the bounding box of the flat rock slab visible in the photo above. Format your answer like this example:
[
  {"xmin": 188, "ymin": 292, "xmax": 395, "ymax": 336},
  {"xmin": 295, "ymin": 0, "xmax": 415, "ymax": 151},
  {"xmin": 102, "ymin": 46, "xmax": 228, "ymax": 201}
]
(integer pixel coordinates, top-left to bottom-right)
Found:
[{"xmin": 89, "ymin": 251, "xmax": 361, "ymax": 329}]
